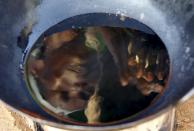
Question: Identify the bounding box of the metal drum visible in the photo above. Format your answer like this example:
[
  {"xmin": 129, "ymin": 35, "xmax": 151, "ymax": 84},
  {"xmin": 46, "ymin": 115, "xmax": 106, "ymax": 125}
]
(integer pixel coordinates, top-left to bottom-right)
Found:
[{"xmin": 0, "ymin": 0, "xmax": 194, "ymax": 130}]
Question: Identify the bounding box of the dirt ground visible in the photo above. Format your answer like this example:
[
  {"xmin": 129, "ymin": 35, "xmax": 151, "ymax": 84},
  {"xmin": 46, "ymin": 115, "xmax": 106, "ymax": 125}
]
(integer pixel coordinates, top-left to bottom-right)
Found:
[
  {"xmin": 0, "ymin": 95, "xmax": 194, "ymax": 131},
  {"xmin": 175, "ymin": 95, "xmax": 194, "ymax": 131},
  {"xmin": 0, "ymin": 101, "xmax": 35, "ymax": 131}
]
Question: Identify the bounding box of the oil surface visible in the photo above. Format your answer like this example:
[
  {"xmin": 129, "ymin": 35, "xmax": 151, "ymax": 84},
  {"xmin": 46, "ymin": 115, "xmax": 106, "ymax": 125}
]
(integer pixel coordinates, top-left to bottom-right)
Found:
[{"xmin": 26, "ymin": 27, "xmax": 169, "ymax": 124}]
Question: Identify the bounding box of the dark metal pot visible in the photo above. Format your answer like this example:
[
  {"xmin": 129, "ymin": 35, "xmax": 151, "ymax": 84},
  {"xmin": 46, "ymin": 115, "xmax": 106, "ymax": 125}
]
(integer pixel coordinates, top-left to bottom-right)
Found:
[{"xmin": 0, "ymin": 0, "xmax": 194, "ymax": 130}]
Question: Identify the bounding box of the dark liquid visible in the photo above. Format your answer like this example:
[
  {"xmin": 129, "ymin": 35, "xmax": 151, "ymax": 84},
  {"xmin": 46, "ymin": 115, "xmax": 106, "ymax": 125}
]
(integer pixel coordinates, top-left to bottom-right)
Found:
[{"xmin": 26, "ymin": 27, "xmax": 169, "ymax": 124}]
